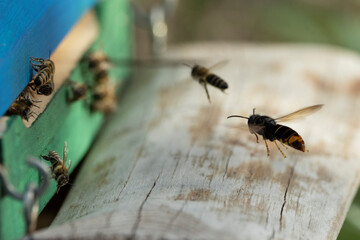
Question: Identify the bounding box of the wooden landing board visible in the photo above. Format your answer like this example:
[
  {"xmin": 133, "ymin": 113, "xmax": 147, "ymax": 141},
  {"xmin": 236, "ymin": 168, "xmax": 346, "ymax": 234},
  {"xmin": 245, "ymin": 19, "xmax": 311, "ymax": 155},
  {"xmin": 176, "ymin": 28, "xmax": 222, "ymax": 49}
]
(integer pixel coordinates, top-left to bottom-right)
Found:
[{"xmin": 33, "ymin": 43, "xmax": 360, "ymax": 239}]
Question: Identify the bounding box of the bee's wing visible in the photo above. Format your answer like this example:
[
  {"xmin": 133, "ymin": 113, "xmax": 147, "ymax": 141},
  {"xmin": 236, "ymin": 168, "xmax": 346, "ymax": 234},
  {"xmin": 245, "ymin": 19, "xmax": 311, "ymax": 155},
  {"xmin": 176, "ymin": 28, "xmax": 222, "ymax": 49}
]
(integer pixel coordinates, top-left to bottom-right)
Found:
[
  {"xmin": 275, "ymin": 104, "xmax": 323, "ymax": 122},
  {"xmin": 63, "ymin": 141, "xmax": 68, "ymax": 164},
  {"xmin": 208, "ymin": 60, "xmax": 229, "ymax": 71}
]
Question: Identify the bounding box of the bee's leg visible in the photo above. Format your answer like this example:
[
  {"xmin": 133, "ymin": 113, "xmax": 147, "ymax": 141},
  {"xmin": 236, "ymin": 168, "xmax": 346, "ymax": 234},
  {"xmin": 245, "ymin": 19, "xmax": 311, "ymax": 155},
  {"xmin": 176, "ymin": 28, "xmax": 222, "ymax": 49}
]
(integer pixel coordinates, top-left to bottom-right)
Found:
[
  {"xmin": 30, "ymin": 65, "xmax": 41, "ymax": 72},
  {"xmin": 202, "ymin": 82, "xmax": 211, "ymax": 103},
  {"xmin": 274, "ymin": 141, "xmax": 287, "ymax": 158},
  {"xmin": 40, "ymin": 155, "xmax": 51, "ymax": 161},
  {"xmin": 264, "ymin": 139, "xmax": 270, "ymax": 156},
  {"xmin": 253, "ymin": 133, "xmax": 259, "ymax": 143},
  {"xmin": 30, "ymin": 57, "xmax": 45, "ymax": 63},
  {"xmin": 221, "ymin": 89, "xmax": 227, "ymax": 95},
  {"xmin": 279, "ymin": 141, "xmax": 288, "ymax": 149},
  {"xmin": 31, "ymin": 112, "xmax": 39, "ymax": 117},
  {"xmin": 29, "ymin": 61, "xmax": 42, "ymax": 69},
  {"xmin": 29, "ymin": 84, "xmax": 37, "ymax": 91}
]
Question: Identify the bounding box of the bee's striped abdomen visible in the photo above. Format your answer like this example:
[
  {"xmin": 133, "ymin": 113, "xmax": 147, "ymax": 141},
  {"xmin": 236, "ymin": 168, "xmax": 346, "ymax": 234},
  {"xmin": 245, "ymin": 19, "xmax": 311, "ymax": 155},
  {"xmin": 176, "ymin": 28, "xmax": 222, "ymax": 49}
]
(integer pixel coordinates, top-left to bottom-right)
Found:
[
  {"xmin": 45, "ymin": 151, "xmax": 62, "ymax": 166},
  {"xmin": 273, "ymin": 124, "xmax": 305, "ymax": 152},
  {"xmin": 206, "ymin": 74, "xmax": 228, "ymax": 90},
  {"xmin": 30, "ymin": 58, "xmax": 55, "ymax": 96},
  {"xmin": 34, "ymin": 68, "xmax": 51, "ymax": 85}
]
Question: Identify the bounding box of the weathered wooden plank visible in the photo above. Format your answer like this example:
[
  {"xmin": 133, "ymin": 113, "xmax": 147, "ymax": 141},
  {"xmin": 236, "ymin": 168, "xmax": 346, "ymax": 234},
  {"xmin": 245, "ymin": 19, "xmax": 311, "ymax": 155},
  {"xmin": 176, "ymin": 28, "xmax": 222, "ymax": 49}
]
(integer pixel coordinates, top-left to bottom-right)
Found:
[{"xmin": 32, "ymin": 43, "xmax": 360, "ymax": 239}]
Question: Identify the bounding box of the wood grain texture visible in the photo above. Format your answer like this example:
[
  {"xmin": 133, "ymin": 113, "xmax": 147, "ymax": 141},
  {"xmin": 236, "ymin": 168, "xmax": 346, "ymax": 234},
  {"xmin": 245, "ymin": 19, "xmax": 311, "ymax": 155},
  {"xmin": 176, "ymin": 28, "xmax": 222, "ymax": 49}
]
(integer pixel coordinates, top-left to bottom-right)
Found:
[
  {"xmin": 33, "ymin": 43, "xmax": 360, "ymax": 240},
  {"xmin": 0, "ymin": 0, "xmax": 97, "ymax": 116}
]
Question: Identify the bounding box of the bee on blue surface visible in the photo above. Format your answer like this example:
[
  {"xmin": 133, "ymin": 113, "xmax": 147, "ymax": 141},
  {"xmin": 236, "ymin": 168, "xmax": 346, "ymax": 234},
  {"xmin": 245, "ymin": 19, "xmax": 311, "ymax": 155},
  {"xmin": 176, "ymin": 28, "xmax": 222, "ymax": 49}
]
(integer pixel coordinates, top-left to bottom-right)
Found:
[{"xmin": 29, "ymin": 56, "xmax": 55, "ymax": 96}]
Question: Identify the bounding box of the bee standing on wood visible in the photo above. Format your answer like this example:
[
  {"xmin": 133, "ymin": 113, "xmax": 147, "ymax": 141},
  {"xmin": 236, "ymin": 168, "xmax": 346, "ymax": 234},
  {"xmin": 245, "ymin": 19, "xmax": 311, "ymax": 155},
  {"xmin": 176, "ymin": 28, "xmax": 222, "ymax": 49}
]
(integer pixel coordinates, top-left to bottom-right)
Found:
[
  {"xmin": 5, "ymin": 87, "xmax": 40, "ymax": 121},
  {"xmin": 29, "ymin": 56, "xmax": 55, "ymax": 96},
  {"xmin": 227, "ymin": 104, "xmax": 323, "ymax": 158},
  {"xmin": 186, "ymin": 60, "xmax": 229, "ymax": 103},
  {"xmin": 41, "ymin": 141, "xmax": 71, "ymax": 193}
]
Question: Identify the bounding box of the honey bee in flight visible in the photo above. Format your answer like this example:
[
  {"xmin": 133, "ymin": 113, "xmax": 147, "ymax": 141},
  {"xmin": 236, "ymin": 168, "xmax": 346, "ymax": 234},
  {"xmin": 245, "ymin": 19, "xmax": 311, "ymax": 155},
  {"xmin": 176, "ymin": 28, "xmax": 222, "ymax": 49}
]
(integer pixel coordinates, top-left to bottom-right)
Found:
[
  {"xmin": 29, "ymin": 56, "xmax": 55, "ymax": 96},
  {"xmin": 227, "ymin": 104, "xmax": 323, "ymax": 158},
  {"xmin": 5, "ymin": 87, "xmax": 40, "ymax": 121},
  {"xmin": 186, "ymin": 60, "xmax": 229, "ymax": 103},
  {"xmin": 41, "ymin": 141, "xmax": 71, "ymax": 193}
]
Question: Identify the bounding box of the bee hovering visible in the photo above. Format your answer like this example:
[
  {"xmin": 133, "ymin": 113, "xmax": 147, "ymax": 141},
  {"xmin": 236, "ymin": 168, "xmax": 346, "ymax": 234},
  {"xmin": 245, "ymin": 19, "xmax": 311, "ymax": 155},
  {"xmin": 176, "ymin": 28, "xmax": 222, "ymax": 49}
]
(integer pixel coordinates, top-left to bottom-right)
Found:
[
  {"xmin": 185, "ymin": 60, "xmax": 229, "ymax": 103},
  {"xmin": 41, "ymin": 141, "xmax": 71, "ymax": 193},
  {"xmin": 29, "ymin": 56, "xmax": 55, "ymax": 96},
  {"xmin": 227, "ymin": 104, "xmax": 323, "ymax": 158}
]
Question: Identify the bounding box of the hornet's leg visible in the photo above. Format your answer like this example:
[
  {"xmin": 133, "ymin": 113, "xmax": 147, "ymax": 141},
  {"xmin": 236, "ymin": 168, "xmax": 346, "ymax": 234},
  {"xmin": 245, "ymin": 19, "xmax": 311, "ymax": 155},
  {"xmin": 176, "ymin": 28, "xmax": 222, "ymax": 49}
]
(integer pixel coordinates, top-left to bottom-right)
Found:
[
  {"xmin": 279, "ymin": 141, "xmax": 288, "ymax": 149},
  {"xmin": 274, "ymin": 141, "xmax": 287, "ymax": 158},
  {"xmin": 253, "ymin": 133, "xmax": 259, "ymax": 143},
  {"xmin": 264, "ymin": 139, "xmax": 270, "ymax": 156}
]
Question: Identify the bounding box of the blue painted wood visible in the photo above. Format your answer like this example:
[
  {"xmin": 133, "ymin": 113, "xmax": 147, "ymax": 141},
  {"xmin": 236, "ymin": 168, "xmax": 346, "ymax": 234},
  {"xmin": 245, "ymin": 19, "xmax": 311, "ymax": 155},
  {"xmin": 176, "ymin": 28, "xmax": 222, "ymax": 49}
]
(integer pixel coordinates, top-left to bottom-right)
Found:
[{"xmin": 0, "ymin": 0, "xmax": 97, "ymax": 116}]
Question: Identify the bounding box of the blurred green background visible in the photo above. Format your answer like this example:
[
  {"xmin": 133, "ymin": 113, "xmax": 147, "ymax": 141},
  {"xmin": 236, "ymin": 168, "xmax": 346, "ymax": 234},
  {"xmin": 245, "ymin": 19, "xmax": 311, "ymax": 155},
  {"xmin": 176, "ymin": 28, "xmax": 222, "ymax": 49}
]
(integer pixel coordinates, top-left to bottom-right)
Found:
[{"xmin": 134, "ymin": 0, "xmax": 360, "ymax": 239}]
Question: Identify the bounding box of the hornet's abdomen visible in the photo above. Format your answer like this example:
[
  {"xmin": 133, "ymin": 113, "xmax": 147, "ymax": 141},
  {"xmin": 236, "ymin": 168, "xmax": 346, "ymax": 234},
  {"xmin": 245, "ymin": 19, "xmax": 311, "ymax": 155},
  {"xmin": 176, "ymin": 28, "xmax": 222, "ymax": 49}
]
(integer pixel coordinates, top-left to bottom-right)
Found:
[
  {"xmin": 273, "ymin": 124, "xmax": 305, "ymax": 152},
  {"xmin": 206, "ymin": 74, "xmax": 228, "ymax": 90}
]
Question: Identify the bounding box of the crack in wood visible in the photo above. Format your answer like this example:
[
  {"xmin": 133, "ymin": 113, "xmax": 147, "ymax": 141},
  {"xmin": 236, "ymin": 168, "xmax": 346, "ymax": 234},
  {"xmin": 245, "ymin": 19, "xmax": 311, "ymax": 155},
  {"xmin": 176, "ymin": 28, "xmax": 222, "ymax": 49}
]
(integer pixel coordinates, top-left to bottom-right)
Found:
[
  {"xmin": 222, "ymin": 150, "xmax": 232, "ymax": 181},
  {"xmin": 279, "ymin": 166, "xmax": 295, "ymax": 231},
  {"xmin": 115, "ymin": 143, "xmax": 145, "ymax": 201},
  {"xmin": 171, "ymin": 151, "xmax": 182, "ymax": 178},
  {"xmin": 296, "ymin": 191, "xmax": 301, "ymax": 214},
  {"xmin": 130, "ymin": 173, "xmax": 161, "ymax": 239},
  {"xmin": 161, "ymin": 200, "xmax": 188, "ymax": 238},
  {"xmin": 172, "ymin": 149, "xmax": 190, "ymax": 179},
  {"xmin": 69, "ymin": 221, "xmax": 77, "ymax": 238},
  {"xmin": 266, "ymin": 212, "xmax": 269, "ymax": 226},
  {"xmin": 268, "ymin": 228, "xmax": 275, "ymax": 240}
]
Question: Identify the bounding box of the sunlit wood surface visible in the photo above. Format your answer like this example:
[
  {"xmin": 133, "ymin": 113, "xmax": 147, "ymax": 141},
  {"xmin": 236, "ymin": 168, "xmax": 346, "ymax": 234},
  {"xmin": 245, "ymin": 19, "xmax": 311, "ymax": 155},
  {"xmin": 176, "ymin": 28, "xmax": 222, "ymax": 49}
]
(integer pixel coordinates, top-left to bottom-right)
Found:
[{"xmin": 32, "ymin": 43, "xmax": 360, "ymax": 240}]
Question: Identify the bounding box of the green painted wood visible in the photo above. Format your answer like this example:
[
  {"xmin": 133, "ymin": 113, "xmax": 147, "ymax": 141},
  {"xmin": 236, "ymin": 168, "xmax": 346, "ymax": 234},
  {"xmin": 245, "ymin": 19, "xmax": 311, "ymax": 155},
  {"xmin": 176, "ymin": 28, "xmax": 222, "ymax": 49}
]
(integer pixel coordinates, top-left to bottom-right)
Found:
[
  {"xmin": 0, "ymin": 0, "xmax": 132, "ymax": 239},
  {"xmin": 338, "ymin": 189, "xmax": 360, "ymax": 240}
]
